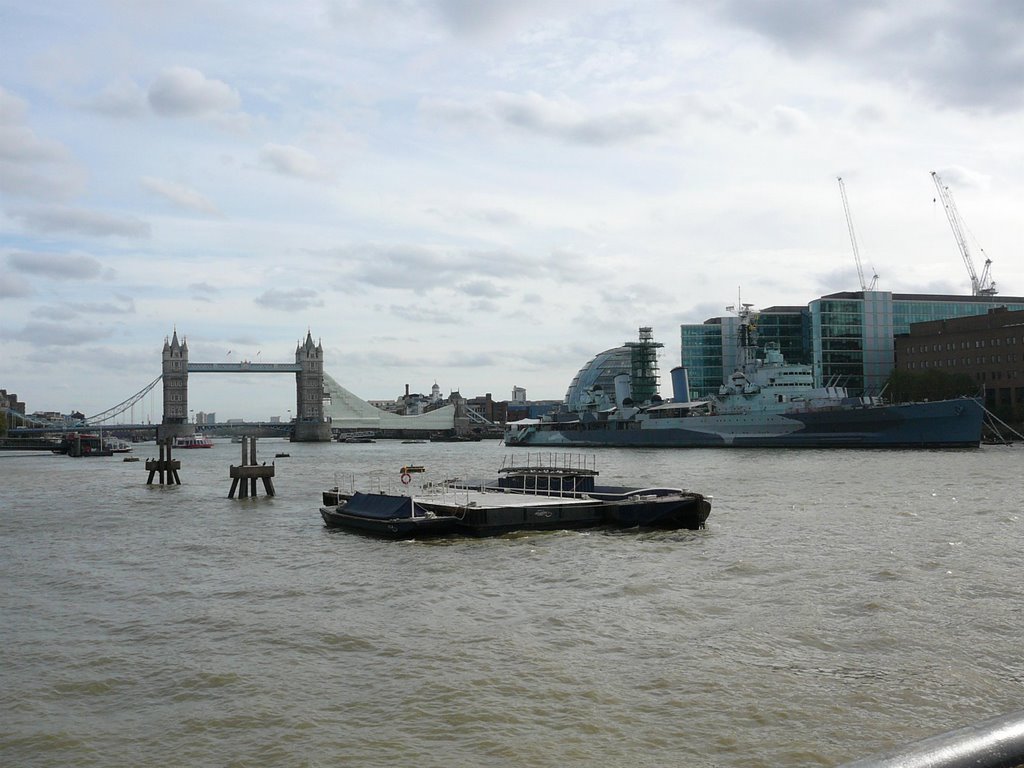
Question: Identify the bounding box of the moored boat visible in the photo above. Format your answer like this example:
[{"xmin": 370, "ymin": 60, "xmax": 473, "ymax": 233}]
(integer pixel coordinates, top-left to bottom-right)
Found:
[
  {"xmin": 173, "ymin": 434, "xmax": 214, "ymax": 448},
  {"xmin": 320, "ymin": 493, "xmax": 461, "ymax": 537},
  {"xmin": 337, "ymin": 431, "xmax": 376, "ymax": 443},
  {"xmin": 52, "ymin": 433, "xmax": 114, "ymax": 457},
  {"xmin": 429, "ymin": 432, "xmax": 482, "ymax": 442},
  {"xmin": 319, "ymin": 456, "xmax": 711, "ymax": 538},
  {"xmin": 505, "ymin": 310, "xmax": 985, "ymax": 449},
  {"xmin": 104, "ymin": 437, "xmax": 133, "ymax": 453}
]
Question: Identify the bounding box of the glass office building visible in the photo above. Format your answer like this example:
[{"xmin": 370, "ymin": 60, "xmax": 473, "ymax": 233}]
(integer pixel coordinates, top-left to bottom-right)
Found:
[
  {"xmin": 681, "ymin": 291, "xmax": 1024, "ymax": 398},
  {"xmin": 681, "ymin": 305, "xmax": 810, "ymax": 398},
  {"xmin": 748, "ymin": 306, "xmax": 811, "ymax": 364}
]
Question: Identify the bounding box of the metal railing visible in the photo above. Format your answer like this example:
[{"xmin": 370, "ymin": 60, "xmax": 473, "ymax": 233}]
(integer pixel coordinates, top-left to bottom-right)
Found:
[{"xmin": 837, "ymin": 709, "xmax": 1024, "ymax": 768}]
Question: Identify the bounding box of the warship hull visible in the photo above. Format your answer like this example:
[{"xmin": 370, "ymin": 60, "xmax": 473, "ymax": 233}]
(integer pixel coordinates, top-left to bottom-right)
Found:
[{"xmin": 505, "ymin": 397, "xmax": 985, "ymax": 449}]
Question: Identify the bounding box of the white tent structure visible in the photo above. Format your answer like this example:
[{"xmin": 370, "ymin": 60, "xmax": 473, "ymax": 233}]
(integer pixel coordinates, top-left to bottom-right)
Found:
[{"xmin": 323, "ymin": 374, "xmax": 455, "ymax": 431}]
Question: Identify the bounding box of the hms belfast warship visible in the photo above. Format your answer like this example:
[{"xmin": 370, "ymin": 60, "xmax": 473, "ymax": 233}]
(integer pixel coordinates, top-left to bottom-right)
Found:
[{"xmin": 505, "ymin": 307, "xmax": 984, "ymax": 449}]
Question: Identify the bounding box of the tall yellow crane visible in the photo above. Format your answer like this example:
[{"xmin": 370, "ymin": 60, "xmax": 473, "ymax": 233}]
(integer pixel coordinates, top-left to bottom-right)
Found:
[
  {"xmin": 837, "ymin": 177, "xmax": 878, "ymax": 291},
  {"xmin": 930, "ymin": 170, "xmax": 997, "ymax": 296}
]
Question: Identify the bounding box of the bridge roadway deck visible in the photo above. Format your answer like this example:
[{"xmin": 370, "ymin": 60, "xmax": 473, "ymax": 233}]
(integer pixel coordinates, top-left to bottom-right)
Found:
[
  {"xmin": 187, "ymin": 362, "xmax": 302, "ymax": 373},
  {"xmin": 9, "ymin": 422, "xmax": 291, "ymax": 436}
]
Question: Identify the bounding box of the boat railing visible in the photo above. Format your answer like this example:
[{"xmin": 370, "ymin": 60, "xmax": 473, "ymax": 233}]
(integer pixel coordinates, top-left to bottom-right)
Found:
[
  {"xmin": 332, "ymin": 469, "xmax": 397, "ymax": 497},
  {"xmin": 417, "ymin": 478, "xmax": 474, "ymax": 507},
  {"xmin": 332, "ymin": 458, "xmax": 607, "ymax": 505},
  {"xmin": 498, "ymin": 451, "xmax": 598, "ymax": 475},
  {"xmin": 332, "ymin": 469, "xmax": 477, "ymax": 505},
  {"xmin": 835, "ymin": 708, "xmax": 1024, "ymax": 768},
  {"xmin": 472, "ymin": 482, "xmax": 591, "ymax": 500}
]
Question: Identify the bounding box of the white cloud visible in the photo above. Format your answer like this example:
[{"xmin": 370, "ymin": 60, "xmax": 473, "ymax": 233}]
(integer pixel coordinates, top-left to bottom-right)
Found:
[
  {"xmin": 68, "ymin": 296, "xmax": 137, "ymax": 315},
  {"xmin": 82, "ymin": 79, "xmax": 148, "ymax": 118},
  {"xmin": 5, "ymin": 321, "xmax": 112, "ymax": 347},
  {"xmin": 189, "ymin": 282, "xmax": 221, "ymax": 295},
  {"xmin": 426, "ymin": 91, "xmax": 673, "ymax": 146},
  {"xmin": 0, "ymin": 86, "xmax": 82, "ymax": 200},
  {"xmin": 7, "ymin": 251, "xmax": 104, "ymax": 280},
  {"xmin": 710, "ymin": 0, "xmax": 1024, "ymax": 112},
  {"xmin": 931, "ymin": 165, "xmax": 990, "ymax": 191},
  {"xmin": 148, "ymin": 66, "xmax": 241, "ymax": 117},
  {"xmin": 141, "ymin": 177, "xmax": 222, "ymax": 216},
  {"xmin": 258, "ymin": 143, "xmax": 330, "ymax": 181},
  {"xmin": 769, "ymin": 104, "xmax": 813, "ymax": 135},
  {"xmin": 0, "ymin": 271, "xmax": 33, "ymax": 298},
  {"xmin": 456, "ymin": 279, "xmax": 509, "ymax": 298},
  {"xmin": 10, "ymin": 206, "xmax": 151, "ymax": 238},
  {"xmin": 254, "ymin": 288, "xmax": 324, "ymax": 311}
]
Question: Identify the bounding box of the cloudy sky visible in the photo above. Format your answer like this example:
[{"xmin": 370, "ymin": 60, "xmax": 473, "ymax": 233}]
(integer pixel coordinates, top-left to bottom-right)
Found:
[{"xmin": 2, "ymin": 1, "xmax": 1023, "ymax": 421}]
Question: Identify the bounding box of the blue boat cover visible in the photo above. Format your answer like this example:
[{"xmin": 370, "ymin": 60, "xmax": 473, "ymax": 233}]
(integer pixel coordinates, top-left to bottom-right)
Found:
[{"xmin": 344, "ymin": 492, "xmax": 415, "ymax": 519}]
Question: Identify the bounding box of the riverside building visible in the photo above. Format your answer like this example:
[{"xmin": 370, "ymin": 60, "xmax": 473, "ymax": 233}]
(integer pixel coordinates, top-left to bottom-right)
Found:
[
  {"xmin": 895, "ymin": 306, "xmax": 1024, "ymax": 413},
  {"xmin": 681, "ymin": 290, "xmax": 1024, "ymax": 398}
]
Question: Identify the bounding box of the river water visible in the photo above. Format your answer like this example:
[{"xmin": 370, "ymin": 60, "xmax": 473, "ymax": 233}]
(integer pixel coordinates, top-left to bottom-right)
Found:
[{"xmin": 1, "ymin": 439, "xmax": 1022, "ymax": 767}]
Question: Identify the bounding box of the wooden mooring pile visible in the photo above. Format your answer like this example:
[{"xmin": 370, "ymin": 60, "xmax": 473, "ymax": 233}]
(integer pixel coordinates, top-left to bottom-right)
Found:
[
  {"xmin": 229, "ymin": 436, "xmax": 275, "ymax": 498},
  {"xmin": 145, "ymin": 438, "xmax": 181, "ymax": 485}
]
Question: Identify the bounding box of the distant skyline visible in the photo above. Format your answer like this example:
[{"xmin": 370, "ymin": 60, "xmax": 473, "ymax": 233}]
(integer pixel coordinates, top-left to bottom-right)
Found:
[{"xmin": 3, "ymin": 1, "xmax": 1023, "ymax": 419}]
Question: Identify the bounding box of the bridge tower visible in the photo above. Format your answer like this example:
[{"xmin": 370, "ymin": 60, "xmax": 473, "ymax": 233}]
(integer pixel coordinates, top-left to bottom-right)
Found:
[
  {"xmin": 293, "ymin": 331, "xmax": 332, "ymax": 442},
  {"xmin": 159, "ymin": 330, "xmax": 192, "ymax": 442}
]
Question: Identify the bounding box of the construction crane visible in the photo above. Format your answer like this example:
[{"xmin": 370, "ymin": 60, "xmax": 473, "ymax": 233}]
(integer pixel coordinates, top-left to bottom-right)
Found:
[
  {"xmin": 837, "ymin": 176, "xmax": 878, "ymax": 291},
  {"xmin": 930, "ymin": 170, "xmax": 997, "ymax": 296}
]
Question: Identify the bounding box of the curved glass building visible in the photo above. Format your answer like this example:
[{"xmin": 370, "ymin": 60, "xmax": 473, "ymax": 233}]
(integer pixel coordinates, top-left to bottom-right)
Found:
[{"xmin": 563, "ymin": 346, "xmax": 632, "ymax": 411}]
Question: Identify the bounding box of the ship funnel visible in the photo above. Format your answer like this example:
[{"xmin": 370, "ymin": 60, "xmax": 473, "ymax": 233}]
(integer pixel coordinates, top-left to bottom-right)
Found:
[
  {"xmin": 670, "ymin": 366, "xmax": 690, "ymax": 403},
  {"xmin": 614, "ymin": 374, "xmax": 632, "ymax": 407}
]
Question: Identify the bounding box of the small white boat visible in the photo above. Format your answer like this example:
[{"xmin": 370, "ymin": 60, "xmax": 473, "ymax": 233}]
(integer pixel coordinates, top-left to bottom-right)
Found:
[
  {"xmin": 104, "ymin": 437, "xmax": 134, "ymax": 453},
  {"xmin": 173, "ymin": 435, "xmax": 214, "ymax": 449}
]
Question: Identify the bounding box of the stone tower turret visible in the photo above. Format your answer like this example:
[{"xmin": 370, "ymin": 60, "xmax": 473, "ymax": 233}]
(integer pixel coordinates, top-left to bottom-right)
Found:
[
  {"xmin": 293, "ymin": 330, "xmax": 331, "ymax": 442},
  {"xmin": 159, "ymin": 329, "xmax": 191, "ymax": 441}
]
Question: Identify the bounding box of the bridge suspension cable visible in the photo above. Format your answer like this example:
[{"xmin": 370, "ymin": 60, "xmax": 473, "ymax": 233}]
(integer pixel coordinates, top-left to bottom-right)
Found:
[{"xmin": 84, "ymin": 375, "xmax": 163, "ymax": 425}]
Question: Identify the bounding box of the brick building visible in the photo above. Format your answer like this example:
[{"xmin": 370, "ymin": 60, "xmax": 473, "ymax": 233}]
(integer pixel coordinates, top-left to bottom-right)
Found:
[
  {"xmin": 894, "ymin": 307, "xmax": 1024, "ymax": 412},
  {"xmin": 1, "ymin": 389, "xmax": 26, "ymax": 416}
]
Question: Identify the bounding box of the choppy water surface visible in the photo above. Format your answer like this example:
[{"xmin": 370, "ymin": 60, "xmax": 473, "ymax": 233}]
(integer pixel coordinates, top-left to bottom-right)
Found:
[{"xmin": 2, "ymin": 440, "xmax": 1022, "ymax": 767}]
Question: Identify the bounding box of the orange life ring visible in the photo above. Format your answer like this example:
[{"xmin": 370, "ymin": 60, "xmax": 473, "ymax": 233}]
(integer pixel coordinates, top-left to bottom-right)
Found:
[{"xmin": 401, "ymin": 472, "xmax": 412, "ymax": 485}]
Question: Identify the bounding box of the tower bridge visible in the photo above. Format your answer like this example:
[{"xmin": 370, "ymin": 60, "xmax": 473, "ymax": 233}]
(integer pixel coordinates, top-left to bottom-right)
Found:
[
  {"xmin": 161, "ymin": 329, "xmax": 331, "ymax": 442},
  {"xmin": 9, "ymin": 330, "xmax": 460, "ymax": 440},
  {"xmin": 159, "ymin": 329, "xmax": 460, "ymax": 441}
]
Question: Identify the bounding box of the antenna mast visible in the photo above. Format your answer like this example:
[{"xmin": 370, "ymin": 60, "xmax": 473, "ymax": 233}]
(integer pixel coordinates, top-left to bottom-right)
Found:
[{"xmin": 726, "ymin": 296, "xmax": 759, "ymax": 370}]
